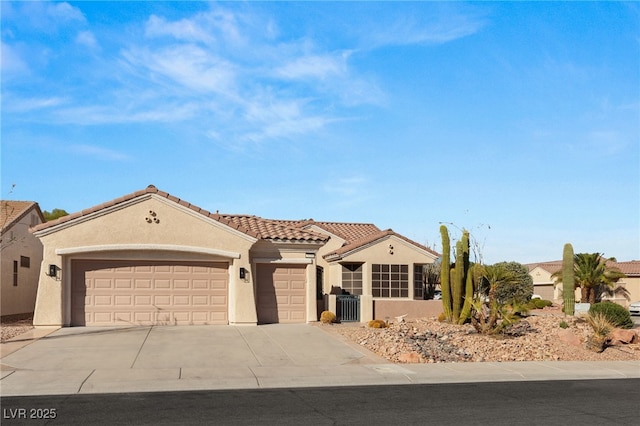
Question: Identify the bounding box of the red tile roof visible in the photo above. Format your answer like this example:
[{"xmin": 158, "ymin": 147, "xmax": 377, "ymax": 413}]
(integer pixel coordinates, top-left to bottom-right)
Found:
[
  {"xmin": 1, "ymin": 200, "xmax": 44, "ymax": 233},
  {"xmin": 527, "ymin": 259, "xmax": 640, "ymax": 277},
  {"xmin": 30, "ymin": 185, "xmax": 327, "ymax": 243},
  {"xmin": 274, "ymin": 219, "xmax": 382, "ymax": 242},
  {"xmin": 219, "ymin": 215, "xmax": 328, "ymax": 242}
]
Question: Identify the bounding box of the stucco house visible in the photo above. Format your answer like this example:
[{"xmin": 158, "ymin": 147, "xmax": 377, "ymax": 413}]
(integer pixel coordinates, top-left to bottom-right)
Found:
[
  {"xmin": 527, "ymin": 259, "xmax": 640, "ymax": 306},
  {"xmin": 31, "ymin": 185, "xmax": 439, "ymax": 327},
  {"xmin": 1, "ymin": 200, "xmax": 45, "ymax": 316}
]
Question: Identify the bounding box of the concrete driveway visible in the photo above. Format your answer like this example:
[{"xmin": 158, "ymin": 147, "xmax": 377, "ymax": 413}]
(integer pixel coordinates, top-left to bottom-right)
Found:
[{"xmin": 0, "ymin": 324, "xmax": 392, "ymax": 396}]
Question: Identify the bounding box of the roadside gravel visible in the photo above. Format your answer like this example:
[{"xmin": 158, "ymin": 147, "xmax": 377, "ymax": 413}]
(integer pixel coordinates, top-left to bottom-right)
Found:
[{"xmin": 330, "ymin": 308, "xmax": 640, "ymax": 363}]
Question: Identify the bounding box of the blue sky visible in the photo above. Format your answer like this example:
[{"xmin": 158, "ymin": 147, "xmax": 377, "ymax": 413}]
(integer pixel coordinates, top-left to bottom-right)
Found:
[{"xmin": 2, "ymin": 1, "xmax": 638, "ymax": 264}]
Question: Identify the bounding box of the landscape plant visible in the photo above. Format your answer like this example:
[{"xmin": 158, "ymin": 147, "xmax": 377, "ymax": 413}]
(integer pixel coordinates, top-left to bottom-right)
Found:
[
  {"xmin": 588, "ymin": 302, "xmax": 633, "ymax": 329},
  {"xmin": 554, "ymin": 251, "xmax": 626, "ymax": 305},
  {"xmin": 439, "ymin": 225, "xmax": 473, "ymax": 324},
  {"xmin": 478, "ymin": 261, "xmax": 533, "ymax": 304},
  {"xmin": 470, "ymin": 263, "xmax": 524, "ymax": 335},
  {"xmin": 320, "ymin": 311, "xmax": 336, "ymax": 324},
  {"xmin": 561, "ymin": 243, "xmax": 575, "ymax": 316},
  {"xmin": 585, "ymin": 311, "xmax": 614, "ymax": 353}
]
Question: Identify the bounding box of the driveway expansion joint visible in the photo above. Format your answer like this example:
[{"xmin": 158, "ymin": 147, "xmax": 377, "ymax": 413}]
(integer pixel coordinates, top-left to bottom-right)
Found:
[{"xmin": 77, "ymin": 369, "xmax": 96, "ymax": 394}]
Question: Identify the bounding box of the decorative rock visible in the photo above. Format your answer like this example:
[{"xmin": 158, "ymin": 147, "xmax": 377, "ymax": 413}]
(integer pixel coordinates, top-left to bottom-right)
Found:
[
  {"xmin": 398, "ymin": 352, "xmax": 421, "ymax": 363},
  {"xmin": 557, "ymin": 328, "xmax": 581, "ymax": 347},
  {"xmin": 607, "ymin": 328, "xmax": 639, "ymax": 345}
]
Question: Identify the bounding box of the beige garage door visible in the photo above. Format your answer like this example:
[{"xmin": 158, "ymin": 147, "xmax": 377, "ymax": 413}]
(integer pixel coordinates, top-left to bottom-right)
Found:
[
  {"xmin": 71, "ymin": 260, "xmax": 228, "ymax": 326},
  {"xmin": 256, "ymin": 264, "xmax": 306, "ymax": 324}
]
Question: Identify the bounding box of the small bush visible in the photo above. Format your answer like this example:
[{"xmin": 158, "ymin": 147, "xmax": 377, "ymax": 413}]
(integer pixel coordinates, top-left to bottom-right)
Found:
[
  {"xmin": 367, "ymin": 319, "xmax": 388, "ymax": 328},
  {"xmin": 585, "ymin": 311, "xmax": 614, "ymax": 353},
  {"xmin": 588, "ymin": 302, "xmax": 633, "ymax": 329},
  {"xmin": 525, "ymin": 299, "xmax": 553, "ymax": 310},
  {"xmin": 559, "ymin": 320, "xmax": 569, "ymax": 329},
  {"xmin": 534, "ymin": 299, "xmax": 553, "ymax": 309},
  {"xmin": 320, "ymin": 311, "xmax": 336, "ymax": 324}
]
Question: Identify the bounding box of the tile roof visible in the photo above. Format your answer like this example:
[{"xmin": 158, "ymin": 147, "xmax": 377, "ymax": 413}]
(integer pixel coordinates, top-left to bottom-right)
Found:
[
  {"xmin": 219, "ymin": 215, "xmax": 328, "ymax": 242},
  {"xmin": 526, "ymin": 261, "xmax": 562, "ymax": 274},
  {"xmin": 1, "ymin": 200, "xmax": 44, "ymax": 233},
  {"xmin": 307, "ymin": 221, "xmax": 382, "ymax": 242},
  {"xmin": 527, "ymin": 259, "xmax": 640, "ymax": 277},
  {"xmin": 30, "ymin": 185, "xmax": 327, "ymax": 242}
]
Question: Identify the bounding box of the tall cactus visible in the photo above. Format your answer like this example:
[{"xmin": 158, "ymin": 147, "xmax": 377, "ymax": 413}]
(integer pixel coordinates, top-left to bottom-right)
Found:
[
  {"xmin": 440, "ymin": 225, "xmax": 472, "ymax": 323},
  {"xmin": 562, "ymin": 243, "xmax": 575, "ymax": 316},
  {"xmin": 459, "ymin": 231, "xmax": 474, "ymax": 324},
  {"xmin": 439, "ymin": 225, "xmax": 452, "ymax": 321}
]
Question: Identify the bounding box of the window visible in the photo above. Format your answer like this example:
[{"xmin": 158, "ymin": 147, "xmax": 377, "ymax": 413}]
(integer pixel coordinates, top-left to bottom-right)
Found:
[
  {"xmin": 341, "ymin": 263, "xmax": 363, "ymax": 295},
  {"xmin": 13, "ymin": 261, "xmax": 18, "ymax": 286},
  {"xmin": 20, "ymin": 256, "xmax": 30, "ymax": 268},
  {"xmin": 316, "ymin": 266, "xmax": 324, "ymax": 300},
  {"xmin": 372, "ymin": 264, "xmax": 408, "ymax": 298},
  {"xmin": 414, "ymin": 264, "xmax": 425, "ymax": 300}
]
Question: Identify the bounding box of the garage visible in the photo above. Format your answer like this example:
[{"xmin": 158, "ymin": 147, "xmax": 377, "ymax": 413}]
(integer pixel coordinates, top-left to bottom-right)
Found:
[
  {"xmin": 71, "ymin": 259, "xmax": 229, "ymax": 326},
  {"xmin": 256, "ymin": 264, "xmax": 306, "ymax": 324}
]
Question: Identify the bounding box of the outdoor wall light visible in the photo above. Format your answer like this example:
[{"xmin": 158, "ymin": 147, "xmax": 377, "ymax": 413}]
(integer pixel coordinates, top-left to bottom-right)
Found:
[
  {"xmin": 239, "ymin": 267, "xmax": 247, "ymax": 279},
  {"xmin": 48, "ymin": 264, "xmax": 61, "ymax": 279}
]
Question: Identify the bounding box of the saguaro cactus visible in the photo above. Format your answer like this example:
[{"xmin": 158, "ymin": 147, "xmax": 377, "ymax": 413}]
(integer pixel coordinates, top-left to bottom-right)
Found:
[
  {"xmin": 562, "ymin": 243, "xmax": 575, "ymax": 316},
  {"xmin": 439, "ymin": 225, "xmax": 452, "ymax": 321},
  {"xmin": 440, "ymin": 225, "xmax": 472, "ymax": 323}
]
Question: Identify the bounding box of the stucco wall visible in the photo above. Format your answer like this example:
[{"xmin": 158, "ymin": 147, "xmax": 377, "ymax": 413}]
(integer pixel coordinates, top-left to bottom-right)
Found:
[
  {"xmin": 33, "ymin": 195, "xmax": 257, "ymax": 326},
  {"xmin": 1, "ymin": 210, "xmax": 43, "ymax": 316},
  {"xmin": 373, "ymin": 300, "xmax": 443, "ymax": 321},
  {"xmin": 326, "ymin": 235, "xmax": 438, "ymax": 299}
]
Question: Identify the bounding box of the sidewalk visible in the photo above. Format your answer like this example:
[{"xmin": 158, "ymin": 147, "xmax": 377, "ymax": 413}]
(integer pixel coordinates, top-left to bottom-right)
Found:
[{"xmin": 1, "ymin": 324, "xmax": 638, "ymax": 397}]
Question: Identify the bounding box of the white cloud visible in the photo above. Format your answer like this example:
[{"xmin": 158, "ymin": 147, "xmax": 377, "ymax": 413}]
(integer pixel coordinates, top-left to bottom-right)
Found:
[
  {"xmin": 76, "ymin": 30, "xmax": 98, "ymax": 49},
  {"xmin": 0, "ymin": 42, "xmax": 29, "ymax": 76},
  {"xmin": 5, "ymin": 3, "xmax": 386, "ymax": 145},
  {"xmin": 275, "ymin": 53, "xmax": 349, "ymax": 80},
  {"xmin": 351, "ymin": 4, "xmax": 487, "ymax": 49},
  {"xmin": 46, "ymin": 2, "xmax": 86, "ymax": 23},
  {"xmin": 145, "ymin": 15, "xmax": 215, "ymax": 44},
  {"xmin": 122, "ymin": 45, "xmax": 238, "ymax": 96},
  {"xmin": 52, "ymin": 103, "xmax": 198, "ymax": 125},
  {"xmin": 3, "ymin": 94, "xmax": 67, "ymax": 113}
]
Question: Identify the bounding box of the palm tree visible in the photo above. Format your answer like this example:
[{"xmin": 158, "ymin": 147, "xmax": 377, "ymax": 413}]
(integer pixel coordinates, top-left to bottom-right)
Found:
[
  {"xmin": 553, "ymin": 253, "xmax": 626, "ymax": 304},
  {"xmin": 471, "ymin": 264, "xmax": 521, "ymax": 334}
]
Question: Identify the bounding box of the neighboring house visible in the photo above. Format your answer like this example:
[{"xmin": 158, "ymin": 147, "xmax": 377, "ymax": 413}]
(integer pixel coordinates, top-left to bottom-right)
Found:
[
  {"xmin": 1, "ymin": 200, "xmax": 45, "ymax": 316},
  {"xmin": 527, "ymin": 259, "xmax": 640, "ymax": 306},
  {"xmin": 31, "ymin": 185, "xmax": 440, "ymax": 327}
]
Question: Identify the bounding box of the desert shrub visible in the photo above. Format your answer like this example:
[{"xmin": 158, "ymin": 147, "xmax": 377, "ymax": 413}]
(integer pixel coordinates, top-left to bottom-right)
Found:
[
  {"xmin": 588, "ymin": 302, "xmax": 633, "ymax": 329},
  {"xmin": 585, "ymin": 311, "xmax": 614, "ymax": 353},
  {"xmin": 367, "ymin": 319, "xmax": 388, "ymax": 328},
  {"xmin": 534, "ymin": 299, "xmax": 553, "ymax": 309},
  {"xmin": 525, "ymin": 299, "xmax": 552, "ymax": 310},
  {"xmin": 559, "ymin": 320, "xmax": 569, "ymax": 329},
  {"xmin": 320, "ymin": 311, "xmax": 336, "ymax": 324},
  {"xmin": 479, "ymin": 261, "xmax": 533, "ymax": 304}
]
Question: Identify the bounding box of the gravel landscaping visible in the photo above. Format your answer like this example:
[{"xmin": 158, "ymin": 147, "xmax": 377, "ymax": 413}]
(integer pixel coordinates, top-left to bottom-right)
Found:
[
  {"xmin": 1, "ymin": 313, "xmax": 34, "ymax": 342},
  {"xmin": 329, "ymin": 306, "xmax": 640, "ymax": 363}
]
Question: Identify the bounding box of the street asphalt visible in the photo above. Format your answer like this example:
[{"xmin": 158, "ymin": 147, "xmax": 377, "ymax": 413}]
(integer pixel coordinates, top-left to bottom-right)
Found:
[{"xmin": 1, "ymin": 323, "xmax": 639, "ymax": 397}]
